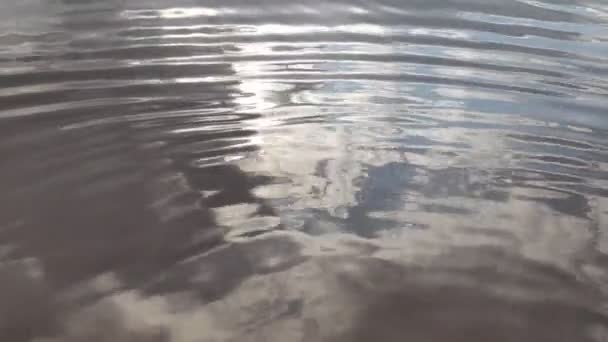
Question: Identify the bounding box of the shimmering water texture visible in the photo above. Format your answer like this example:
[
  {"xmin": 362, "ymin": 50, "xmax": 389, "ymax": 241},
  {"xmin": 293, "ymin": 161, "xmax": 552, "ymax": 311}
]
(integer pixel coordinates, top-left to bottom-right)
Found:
[{"xmin": 1, "ymin": 0, "xmax": 608, "ymax": 341}]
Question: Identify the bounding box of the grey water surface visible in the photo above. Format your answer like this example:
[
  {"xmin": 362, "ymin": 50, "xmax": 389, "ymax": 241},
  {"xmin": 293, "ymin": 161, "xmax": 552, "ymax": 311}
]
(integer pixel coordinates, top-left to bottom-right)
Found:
[{"xmin": 1, "ymin": 0, "xmax": 608, "ymax": 341}]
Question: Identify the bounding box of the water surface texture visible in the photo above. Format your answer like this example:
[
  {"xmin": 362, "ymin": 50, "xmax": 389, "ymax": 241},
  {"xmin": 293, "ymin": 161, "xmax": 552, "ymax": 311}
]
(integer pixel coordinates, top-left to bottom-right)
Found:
[{"xmin": 1, "ymin": 0, "xmax": 608, "ymax": 341}]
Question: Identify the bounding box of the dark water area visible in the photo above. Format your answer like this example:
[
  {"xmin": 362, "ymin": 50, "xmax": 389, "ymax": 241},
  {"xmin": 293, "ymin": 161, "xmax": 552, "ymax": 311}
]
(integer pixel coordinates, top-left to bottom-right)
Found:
[{"xmin": 2, "ymin": 0, "xmax": 608, "ymax": 341}]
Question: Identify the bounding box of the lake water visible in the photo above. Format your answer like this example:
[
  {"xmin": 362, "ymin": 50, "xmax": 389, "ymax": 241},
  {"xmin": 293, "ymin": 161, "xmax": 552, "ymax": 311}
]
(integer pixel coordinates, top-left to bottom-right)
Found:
[{"xmin": 1, "ymin": 0, "xmax": 608, "ymax": 341}]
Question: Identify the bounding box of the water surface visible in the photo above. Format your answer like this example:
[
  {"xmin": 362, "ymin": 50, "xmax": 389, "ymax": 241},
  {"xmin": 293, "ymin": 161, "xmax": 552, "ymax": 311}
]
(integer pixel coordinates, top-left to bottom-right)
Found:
[{"xmin": 1, "ymin": 0, "xmax": 608, "ymax": 341}]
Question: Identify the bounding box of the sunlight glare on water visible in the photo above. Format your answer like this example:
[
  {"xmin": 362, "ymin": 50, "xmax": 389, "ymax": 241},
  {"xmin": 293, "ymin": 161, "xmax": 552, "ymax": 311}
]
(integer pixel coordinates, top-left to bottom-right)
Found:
[{"xmin": 1, "ymin": 0, "xmax": 608, "ymax": 341}]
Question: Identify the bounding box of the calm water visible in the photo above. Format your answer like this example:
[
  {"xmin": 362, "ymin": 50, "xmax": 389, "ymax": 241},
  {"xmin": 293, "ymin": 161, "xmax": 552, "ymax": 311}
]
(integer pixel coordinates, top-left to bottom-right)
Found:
[{"xmin": 1, "ymin": 0, "xmax": 608, "ymax": 341}]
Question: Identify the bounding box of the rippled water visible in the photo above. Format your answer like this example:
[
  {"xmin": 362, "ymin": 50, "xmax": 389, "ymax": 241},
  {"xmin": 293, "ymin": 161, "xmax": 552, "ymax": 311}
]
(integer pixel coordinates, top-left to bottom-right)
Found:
[{"xmin": 2, "ymin": 0, "xmax": 608, "ymax": 341}]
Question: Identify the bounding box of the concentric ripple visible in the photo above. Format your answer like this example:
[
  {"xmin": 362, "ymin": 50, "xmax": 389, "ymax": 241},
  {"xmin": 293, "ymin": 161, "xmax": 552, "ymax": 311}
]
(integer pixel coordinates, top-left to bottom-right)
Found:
[{"xmin": 1, "ymin": 0, "xmax": 608, "ymax": 341}]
